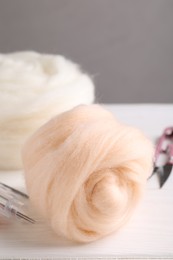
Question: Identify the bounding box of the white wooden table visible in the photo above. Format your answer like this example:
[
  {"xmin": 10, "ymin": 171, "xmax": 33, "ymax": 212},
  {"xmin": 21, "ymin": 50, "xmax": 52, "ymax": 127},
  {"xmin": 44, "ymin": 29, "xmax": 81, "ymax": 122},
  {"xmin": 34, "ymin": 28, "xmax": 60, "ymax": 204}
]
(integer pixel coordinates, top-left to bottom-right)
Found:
[{"xmin": 0, "ymin": 104, "xmax": 173, "ymax": 259}]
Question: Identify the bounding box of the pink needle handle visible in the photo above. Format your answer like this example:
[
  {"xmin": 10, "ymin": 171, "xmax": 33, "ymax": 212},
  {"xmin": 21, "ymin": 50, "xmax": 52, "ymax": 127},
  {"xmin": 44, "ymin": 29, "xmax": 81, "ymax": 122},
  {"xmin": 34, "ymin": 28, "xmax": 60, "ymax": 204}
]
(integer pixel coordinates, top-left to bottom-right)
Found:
[
  {"xmin": 168, "ymin": 143, "xmax": 173, "ymax": 164},
  {"xmin": 154, "ymin": 126, "xmax": 173, "ymax": 164}
]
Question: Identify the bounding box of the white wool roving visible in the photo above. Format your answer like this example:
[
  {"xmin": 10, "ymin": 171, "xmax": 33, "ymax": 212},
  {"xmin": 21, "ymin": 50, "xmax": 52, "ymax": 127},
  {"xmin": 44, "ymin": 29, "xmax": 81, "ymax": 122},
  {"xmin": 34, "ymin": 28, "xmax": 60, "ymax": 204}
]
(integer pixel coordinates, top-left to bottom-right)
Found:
[{"xmin": 0, "ymin": 51, "xmax": 94, "ymax": 170}]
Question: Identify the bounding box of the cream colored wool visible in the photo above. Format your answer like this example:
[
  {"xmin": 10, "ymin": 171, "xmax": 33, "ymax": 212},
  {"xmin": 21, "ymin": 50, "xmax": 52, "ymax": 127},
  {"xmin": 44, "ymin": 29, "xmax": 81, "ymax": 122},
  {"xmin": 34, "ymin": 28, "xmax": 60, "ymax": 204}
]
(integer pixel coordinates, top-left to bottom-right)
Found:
[
  {"xmin": 0, "ymin": 51, "xmax": 94, "ymax": 170},
  {"xmin": 22, "ymin": 105, "xmax": 154, "ymax": 243}
]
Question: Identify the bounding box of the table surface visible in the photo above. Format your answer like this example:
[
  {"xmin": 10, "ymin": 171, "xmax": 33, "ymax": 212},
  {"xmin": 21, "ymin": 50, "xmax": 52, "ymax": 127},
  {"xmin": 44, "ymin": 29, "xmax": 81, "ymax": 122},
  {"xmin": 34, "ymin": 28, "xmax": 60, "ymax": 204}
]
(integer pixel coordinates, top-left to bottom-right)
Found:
[{"xmin": 0, "ymin": 104, "xmax": 173, "ymax": 259}]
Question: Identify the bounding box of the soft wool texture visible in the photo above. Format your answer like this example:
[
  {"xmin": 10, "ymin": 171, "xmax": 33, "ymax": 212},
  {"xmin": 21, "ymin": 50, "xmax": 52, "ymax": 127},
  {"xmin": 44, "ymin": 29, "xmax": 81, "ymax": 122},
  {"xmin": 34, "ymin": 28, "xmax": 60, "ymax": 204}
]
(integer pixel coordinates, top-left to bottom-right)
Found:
[
  {"xmin": 22, "ymin": 105, "xmax": 154, "ymax": 243},
  {"xmin": 0, "ymin": 51, "xmax": 94, "ymax": 170}
]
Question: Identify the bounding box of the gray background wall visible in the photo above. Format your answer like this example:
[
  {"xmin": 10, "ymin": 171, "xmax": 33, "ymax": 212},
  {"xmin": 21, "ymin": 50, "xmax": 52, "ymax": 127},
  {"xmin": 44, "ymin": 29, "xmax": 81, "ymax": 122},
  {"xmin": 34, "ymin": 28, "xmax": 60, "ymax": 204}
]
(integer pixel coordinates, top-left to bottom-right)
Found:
[{"xmin": 0, "ymin": 0, "xmax": 173, "ymax": 103}]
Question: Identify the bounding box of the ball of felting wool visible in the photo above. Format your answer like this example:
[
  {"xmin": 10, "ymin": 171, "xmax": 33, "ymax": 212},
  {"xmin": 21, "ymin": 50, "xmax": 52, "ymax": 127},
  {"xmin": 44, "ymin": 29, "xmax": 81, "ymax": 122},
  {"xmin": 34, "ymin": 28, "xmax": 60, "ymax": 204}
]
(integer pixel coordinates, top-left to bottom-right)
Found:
[
  {"xmin": 0, "ymin": 51, "xmax": 94, "ymax": 170},
  {"xmin": 22, "ymin": 105, "xmax": 154, "ymax": 243}
]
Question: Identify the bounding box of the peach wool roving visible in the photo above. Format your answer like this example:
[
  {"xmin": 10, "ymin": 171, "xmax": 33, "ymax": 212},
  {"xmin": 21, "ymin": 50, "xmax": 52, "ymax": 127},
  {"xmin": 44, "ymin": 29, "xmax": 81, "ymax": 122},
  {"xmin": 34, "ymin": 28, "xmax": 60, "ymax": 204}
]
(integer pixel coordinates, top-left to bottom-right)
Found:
[
  {"xmin": 0, "ymin": 51, "xmax": 94, "ymax": 170},
  {"xmin": 22, "ymin": 105, "xmax": 154, "ymax": 243}
]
